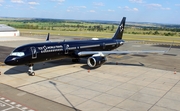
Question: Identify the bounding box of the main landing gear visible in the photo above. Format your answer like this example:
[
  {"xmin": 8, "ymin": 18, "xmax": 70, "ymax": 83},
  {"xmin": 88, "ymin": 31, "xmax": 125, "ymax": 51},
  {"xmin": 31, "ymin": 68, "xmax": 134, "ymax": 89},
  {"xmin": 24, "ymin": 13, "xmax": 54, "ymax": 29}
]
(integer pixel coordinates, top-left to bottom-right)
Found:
[{"xmin": 28, "ymin": 64, "xmax": 35, "ymax": 76}]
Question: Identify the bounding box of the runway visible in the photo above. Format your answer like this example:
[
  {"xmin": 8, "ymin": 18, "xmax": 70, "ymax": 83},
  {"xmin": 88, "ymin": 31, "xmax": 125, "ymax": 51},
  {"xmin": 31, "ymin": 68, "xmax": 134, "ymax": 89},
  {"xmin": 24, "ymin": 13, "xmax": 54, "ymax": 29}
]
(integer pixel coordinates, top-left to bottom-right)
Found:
[{"xmin": 0, "ymin": 36, "xmax": 180, "ymax": 111}]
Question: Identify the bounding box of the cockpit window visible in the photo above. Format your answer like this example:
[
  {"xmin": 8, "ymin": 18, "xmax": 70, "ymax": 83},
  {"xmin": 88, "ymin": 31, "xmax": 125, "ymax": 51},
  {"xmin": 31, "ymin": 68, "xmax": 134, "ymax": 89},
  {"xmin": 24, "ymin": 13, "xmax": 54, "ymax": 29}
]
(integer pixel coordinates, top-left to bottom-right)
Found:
[{"xmin": 10, "ymin": 52, "xmax": 25, "ymax": 57}]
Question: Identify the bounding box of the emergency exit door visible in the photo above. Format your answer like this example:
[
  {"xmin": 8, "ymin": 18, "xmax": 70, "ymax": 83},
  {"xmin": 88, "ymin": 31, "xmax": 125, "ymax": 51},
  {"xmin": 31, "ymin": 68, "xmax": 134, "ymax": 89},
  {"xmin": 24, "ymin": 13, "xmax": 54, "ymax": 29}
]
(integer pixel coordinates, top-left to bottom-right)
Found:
[{"xmin": 30, "ymin": 47, "xmax": 37, "ymax": 59}]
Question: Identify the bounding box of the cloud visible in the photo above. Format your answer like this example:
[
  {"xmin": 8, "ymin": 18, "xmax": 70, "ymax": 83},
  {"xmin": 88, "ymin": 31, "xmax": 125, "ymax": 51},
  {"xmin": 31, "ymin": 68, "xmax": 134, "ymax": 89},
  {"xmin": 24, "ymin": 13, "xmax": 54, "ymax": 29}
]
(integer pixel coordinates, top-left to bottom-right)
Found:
[
  {"xmin": 120, "ymin": 6, "xmax": 139, "ymax": 11},
  {"xmin": 28, "ymin": 2, "xmax": 39, "ymax": 5},
  {"xmin": 51, "ymin": 0, "xmax": 65, "ymax": 2},
  {"xmin": 78, "ymin": 6, "xmax": 86, "ymax": 8},
  {"xmin": 161, "ymin": 8, "xmax": 171, "ymax": 10},
  {"xmin": 0, "ymin": 0, "xmax": 2, "ymax": 6},
  {"xmin": 147, "ymin": 3, "xmax": 171, "ymax": 10},
  {"xmin": 175, "ymin": 4, "xmax": 180, "ymax": 6},
  {"xmin": 68, "ymin": 6, "xmax": 86, "ymax": 9},
  {"xmin": 129, "ymin": 0, "xmax": 143, "ymax": 4},
  {"xmin": 11, "ymin": 0, "xmax": 24, "ymax": 4},
  {"xmin": 66, "ymin": 9, "xmax": 71, "ymax": 12},
  {"xmin": 133, "ymin": 8, "xmax": 139, "ymax": 11},
  {"xmin": 89, "ymin": 10, "xmax": 96, "ymax": 13},
  {"xmin": 5, "ymin": 5, "xmax": 13, "ymax": 8},
  {"xmin": 66, "ymin": 6, "xmax": 86, "ymax": 12},
  {"xmin": 30, "ymin": 6, "xmax": 36, "ymax": 9},
  {"xmin": 147, "ymin": 3, "xmax": 162, "ymax": 8},
  {"xmin": 107, "ymin": 9, "xmax": 115, "ymax": 12},
  {"xmin": 51, "ymin": 0, "xmax": 65, "ymax": 4},
  {"xmin": 93, "ymin": 2, "xmax": 104, "ymax": 6}
]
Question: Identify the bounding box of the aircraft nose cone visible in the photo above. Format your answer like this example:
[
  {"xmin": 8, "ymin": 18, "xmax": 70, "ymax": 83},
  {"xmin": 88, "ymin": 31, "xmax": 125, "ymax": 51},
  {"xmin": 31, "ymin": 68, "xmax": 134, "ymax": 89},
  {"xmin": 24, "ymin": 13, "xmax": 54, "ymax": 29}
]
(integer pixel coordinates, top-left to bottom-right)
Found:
[{"xmin": 4, "ymin": 56, "xmax": 17, "ymax": 65}]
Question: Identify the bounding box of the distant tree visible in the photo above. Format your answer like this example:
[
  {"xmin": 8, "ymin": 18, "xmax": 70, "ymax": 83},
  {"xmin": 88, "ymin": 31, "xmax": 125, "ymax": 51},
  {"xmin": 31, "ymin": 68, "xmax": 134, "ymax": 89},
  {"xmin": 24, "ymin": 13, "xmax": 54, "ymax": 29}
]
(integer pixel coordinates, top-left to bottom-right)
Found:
[
  {"xmin": 77, "ymin": 24, "xmax": 80, "ymax": 28},
  {"xmin": 106, "ymin": 26, "xmax": 110, "ymax": 30},
  {"xmin": 111, "ymin": 25, "xmax": 114, "ymax": 31},
  {"xmin": 153, "ymin": 30, "xmax": 159, "ymax": 35}
]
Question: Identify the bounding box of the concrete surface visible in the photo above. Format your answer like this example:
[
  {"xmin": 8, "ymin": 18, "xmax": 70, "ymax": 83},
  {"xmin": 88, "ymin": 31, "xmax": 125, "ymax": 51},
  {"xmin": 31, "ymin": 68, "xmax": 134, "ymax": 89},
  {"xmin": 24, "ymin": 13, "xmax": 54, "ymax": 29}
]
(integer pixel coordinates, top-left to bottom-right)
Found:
[
  {"xmin": 0, "ymin": 36, "xmax": 180, "ymax": 111},
  {"xmin": 0, "ymin": 84, "xmax": 79, "ymax": 111}
]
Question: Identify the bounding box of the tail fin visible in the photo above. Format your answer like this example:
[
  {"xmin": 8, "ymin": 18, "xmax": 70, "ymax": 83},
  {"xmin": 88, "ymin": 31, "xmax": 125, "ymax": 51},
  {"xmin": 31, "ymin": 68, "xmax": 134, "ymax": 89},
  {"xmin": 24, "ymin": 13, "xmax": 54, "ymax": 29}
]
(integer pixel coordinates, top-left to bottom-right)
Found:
[
  {"xmin": 46, "ymin": 33, "xmax": 50, "ymax": 41},
  {"xmin": 112, "ymin": 17, "xmax": 126, "ymax": 39}
]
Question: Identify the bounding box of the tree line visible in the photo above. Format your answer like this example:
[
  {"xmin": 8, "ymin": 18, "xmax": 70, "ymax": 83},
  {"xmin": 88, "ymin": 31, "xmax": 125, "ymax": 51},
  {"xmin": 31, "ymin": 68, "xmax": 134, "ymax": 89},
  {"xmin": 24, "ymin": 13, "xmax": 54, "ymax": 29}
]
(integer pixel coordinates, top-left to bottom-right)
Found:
[{"xmin": 3, "ymin": 19, "xmax": 180, "ymax": 37}]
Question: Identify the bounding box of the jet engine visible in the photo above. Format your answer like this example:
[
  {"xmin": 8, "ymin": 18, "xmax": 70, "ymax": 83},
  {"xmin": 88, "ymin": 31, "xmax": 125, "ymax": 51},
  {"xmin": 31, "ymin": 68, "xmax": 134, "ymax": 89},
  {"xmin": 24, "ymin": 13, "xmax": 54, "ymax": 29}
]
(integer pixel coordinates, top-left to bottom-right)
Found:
[{"xmin": 87, "ymin": 53, "xmax": 107, "ymax": 68}]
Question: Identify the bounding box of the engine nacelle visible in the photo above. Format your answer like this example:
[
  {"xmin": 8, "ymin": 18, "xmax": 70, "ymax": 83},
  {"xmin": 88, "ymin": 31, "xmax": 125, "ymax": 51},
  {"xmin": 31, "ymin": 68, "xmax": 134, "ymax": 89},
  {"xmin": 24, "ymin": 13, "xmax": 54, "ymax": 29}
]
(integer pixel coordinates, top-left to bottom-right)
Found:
[{"xmin": 87, "ymin": 56, "xmax": 107, "ymax": 68}]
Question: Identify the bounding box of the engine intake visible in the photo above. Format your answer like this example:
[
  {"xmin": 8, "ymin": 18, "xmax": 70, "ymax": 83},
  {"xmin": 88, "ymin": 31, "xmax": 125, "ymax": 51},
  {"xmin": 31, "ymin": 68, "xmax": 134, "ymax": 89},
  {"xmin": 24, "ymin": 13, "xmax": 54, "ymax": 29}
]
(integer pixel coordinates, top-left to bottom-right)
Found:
[{"xmin": 87, "ymin": 56, "xmax": 107, "ymax": 68}]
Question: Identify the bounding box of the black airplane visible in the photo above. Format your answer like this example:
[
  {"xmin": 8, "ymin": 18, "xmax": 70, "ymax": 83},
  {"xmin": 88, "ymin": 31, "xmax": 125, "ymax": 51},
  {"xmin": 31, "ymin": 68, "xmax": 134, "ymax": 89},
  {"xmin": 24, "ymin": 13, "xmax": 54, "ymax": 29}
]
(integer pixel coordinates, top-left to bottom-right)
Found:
[{"xmin": 4, "ymin": 17, "xmax": 165, "ymax": 76}]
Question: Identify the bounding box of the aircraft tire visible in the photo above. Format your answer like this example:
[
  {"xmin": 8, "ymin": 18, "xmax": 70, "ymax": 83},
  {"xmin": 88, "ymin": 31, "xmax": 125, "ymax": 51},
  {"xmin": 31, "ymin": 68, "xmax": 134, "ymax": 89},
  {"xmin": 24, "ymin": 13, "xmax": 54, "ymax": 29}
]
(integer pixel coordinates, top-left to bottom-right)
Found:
[
  {"xmin": 31, "ymin": 72, "xmax": 35, "ymax": 76},
  {"xmin": 28, "ymin": 72, "xmax": 35, "ymax": 76}
]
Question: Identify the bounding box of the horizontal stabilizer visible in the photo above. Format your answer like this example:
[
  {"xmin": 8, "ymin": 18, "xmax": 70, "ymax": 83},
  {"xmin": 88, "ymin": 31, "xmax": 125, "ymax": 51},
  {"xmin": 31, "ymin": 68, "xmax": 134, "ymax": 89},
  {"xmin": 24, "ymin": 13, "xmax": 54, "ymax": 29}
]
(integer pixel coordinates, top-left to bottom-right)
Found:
[{"xmin": 46, "ymin": 33, "xmax": 50, "ymax": 41}]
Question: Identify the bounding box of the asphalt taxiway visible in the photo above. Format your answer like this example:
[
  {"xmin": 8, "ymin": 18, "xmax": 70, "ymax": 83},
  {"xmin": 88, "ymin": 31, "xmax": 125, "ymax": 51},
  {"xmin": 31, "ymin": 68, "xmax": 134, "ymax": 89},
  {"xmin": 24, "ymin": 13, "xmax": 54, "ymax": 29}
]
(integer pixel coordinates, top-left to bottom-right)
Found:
[{"xmin": 0, "ymin": 36, "xmax": 180, "ymax": 111}]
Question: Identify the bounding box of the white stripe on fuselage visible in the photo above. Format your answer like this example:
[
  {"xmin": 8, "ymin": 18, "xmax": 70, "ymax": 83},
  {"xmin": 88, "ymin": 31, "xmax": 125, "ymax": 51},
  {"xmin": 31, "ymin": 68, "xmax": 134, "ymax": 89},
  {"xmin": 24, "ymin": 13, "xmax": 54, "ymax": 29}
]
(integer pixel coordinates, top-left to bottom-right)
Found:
[
  {"xmin": 105, "ymin": 43, "xmax": 116, "ymax": 45},
  {"xmin": 80, "ymin": 44, "xmax": 100, "ymax": 49}
]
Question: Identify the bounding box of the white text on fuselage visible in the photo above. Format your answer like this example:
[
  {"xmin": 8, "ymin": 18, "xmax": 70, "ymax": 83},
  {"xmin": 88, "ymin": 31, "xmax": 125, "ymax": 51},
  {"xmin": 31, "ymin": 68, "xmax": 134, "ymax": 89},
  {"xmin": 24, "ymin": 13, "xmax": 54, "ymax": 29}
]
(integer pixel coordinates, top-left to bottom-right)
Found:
[{"xmin": 38, "ymin": 45, "xmax": 63, "ymax": 53}]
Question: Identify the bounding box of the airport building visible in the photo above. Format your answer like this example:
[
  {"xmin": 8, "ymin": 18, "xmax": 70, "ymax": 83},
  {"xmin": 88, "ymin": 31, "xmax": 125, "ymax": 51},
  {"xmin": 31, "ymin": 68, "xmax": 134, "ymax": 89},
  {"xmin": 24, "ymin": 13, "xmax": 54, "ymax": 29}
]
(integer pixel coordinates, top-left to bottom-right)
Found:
[{"xmin": 0, "ymin": 24, "xmax": 20, "ymax": 37}]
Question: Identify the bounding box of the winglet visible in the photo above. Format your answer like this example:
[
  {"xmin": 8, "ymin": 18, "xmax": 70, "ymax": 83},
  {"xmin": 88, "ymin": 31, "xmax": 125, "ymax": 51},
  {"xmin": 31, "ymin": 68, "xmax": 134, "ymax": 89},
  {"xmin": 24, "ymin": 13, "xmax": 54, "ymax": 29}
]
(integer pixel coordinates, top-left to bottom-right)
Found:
[
  {"xmin": 46, "ymin": 33, "xmax": 50, "ymax": 41},
  {"xmin": 112, "ymin": 17, "xmax": 126, "ymax": 39}
]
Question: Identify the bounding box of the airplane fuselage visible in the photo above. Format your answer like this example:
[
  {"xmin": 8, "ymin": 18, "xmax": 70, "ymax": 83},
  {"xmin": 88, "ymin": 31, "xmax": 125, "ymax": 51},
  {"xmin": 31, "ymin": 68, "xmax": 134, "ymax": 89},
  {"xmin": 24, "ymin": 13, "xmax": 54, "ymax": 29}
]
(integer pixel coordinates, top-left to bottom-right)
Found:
[{"xmin": 5, "ymin": 38, "xmax": 124, "ymax": 65}]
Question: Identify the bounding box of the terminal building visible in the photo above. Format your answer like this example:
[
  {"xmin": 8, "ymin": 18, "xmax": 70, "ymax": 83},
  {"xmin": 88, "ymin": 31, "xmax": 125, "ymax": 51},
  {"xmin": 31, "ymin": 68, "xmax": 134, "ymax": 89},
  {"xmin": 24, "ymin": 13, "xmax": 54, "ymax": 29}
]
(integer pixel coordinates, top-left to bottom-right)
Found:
[{"xmin": 0, "ymin": 24, "xmax": 20, "ymax": 37}]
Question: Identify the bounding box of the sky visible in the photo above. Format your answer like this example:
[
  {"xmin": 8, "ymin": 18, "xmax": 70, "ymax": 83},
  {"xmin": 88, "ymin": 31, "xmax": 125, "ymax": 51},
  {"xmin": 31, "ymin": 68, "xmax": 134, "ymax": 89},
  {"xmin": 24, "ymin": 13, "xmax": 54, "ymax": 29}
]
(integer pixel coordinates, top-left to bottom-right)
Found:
[{"xmin": 0, "ymin": 0, "xmax": 180, "ymax": 24}]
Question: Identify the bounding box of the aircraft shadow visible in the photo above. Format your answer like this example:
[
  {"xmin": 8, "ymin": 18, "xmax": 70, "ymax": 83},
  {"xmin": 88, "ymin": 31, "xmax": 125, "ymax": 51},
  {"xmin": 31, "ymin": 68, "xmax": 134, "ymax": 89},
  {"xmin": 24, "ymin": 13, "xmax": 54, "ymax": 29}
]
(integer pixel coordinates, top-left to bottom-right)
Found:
[
  {"xmin": 4, "ymin": 59, "xmax": 85, "ymax": 75},
  {"xmin": 81, "ymin": 62, "xmax": 145, "ymax": 70},
  {"xmin": 4, "ymin": 59, "xmax": 144, "ymax": 75}
]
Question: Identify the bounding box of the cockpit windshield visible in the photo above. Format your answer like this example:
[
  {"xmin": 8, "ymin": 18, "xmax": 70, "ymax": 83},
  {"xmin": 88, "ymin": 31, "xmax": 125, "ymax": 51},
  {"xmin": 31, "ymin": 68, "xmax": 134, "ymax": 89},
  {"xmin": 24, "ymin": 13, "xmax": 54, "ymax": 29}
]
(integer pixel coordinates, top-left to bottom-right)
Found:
[
  {"xmin": 10, "ymin": 52, "xmax": 25, "ymax": 57},
  {"xmin": 10, "ymin": 45, "xmax": 30, "ymax": 57}
]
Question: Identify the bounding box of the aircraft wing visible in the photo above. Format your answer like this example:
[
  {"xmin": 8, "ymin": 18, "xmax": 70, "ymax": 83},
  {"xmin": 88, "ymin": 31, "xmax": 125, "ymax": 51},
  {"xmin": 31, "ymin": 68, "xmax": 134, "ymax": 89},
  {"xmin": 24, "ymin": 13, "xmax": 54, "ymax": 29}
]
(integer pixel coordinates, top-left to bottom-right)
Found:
[{"xmin": 78, "ymin": 50, "xmax": 166, "ymax": 57}]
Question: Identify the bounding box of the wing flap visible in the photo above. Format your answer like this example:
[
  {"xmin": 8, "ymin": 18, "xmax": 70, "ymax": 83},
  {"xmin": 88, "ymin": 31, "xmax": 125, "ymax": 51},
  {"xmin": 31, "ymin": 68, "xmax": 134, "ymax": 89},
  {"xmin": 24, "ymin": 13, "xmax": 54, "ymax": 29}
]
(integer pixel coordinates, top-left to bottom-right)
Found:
[{"xmin": 78, "ymin": 50, "xmax": 165, "ymax": 57}]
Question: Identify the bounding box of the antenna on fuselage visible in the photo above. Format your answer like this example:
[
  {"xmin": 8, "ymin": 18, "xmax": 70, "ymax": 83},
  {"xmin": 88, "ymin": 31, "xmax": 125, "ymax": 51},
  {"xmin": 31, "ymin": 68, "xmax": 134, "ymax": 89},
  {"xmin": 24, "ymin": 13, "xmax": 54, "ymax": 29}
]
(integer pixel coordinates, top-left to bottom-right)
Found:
[{"xmin": 46, "ymin": 33, "xmax": 50, "ymax": 41}]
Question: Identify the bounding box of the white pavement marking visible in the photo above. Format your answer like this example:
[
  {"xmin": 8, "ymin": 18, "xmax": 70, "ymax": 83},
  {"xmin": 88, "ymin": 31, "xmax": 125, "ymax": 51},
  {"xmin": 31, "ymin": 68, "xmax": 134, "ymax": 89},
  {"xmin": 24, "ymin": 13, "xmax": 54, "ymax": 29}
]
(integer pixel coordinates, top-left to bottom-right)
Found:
[
  {"xmin": 10, "ymin": 102, "xmax": 16, "ymax": 105},
  {"xmin": 0, "ymin": 96, "xmax": 34, "ymax": 111}
]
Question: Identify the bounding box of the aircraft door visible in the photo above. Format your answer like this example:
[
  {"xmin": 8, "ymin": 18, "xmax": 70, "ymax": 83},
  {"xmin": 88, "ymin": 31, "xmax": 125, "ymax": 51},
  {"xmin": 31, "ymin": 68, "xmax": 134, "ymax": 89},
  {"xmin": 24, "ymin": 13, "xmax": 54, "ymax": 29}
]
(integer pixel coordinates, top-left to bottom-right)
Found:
[
  {"xmin": 101, "ymin": 43, "xmax": 105, "ymax": 50},
  {"xmin": 30, "ymin": 47, "xmax": 37, "ymax": 59},
  {"xmin": 64, "ymin": 44, "xmax": 69, "ymax": 54}
]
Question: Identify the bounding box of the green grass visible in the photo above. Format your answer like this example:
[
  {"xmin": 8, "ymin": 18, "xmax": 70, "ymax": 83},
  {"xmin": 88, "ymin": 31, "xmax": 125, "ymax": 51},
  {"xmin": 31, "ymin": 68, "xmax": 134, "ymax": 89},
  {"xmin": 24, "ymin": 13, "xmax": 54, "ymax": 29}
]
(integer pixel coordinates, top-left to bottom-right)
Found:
[
  {"xmin": 124, "ymin": 35, "xmax": 180, "ymax": 43},
  {"xmin": 19, "ymin": 29, "xmax": 180, "ymax": 44}
]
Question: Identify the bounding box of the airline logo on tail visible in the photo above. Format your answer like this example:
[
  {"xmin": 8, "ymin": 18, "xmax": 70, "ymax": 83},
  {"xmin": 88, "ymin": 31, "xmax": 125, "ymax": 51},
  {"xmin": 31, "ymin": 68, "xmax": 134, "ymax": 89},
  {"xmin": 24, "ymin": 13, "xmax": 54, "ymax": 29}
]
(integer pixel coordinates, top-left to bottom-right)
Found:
[{"xmin": 120, "ymin": 24, "xmax": 124, "ymax": 32}]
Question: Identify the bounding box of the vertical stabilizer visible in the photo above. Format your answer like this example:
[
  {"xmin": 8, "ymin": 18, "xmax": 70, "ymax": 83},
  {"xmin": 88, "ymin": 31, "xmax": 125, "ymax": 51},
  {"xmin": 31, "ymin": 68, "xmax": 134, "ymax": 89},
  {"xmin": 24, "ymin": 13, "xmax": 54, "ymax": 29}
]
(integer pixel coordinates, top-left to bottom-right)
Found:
[{"xmin": 112, "ymin": 17, "xmax": 126, "ymax": 39}]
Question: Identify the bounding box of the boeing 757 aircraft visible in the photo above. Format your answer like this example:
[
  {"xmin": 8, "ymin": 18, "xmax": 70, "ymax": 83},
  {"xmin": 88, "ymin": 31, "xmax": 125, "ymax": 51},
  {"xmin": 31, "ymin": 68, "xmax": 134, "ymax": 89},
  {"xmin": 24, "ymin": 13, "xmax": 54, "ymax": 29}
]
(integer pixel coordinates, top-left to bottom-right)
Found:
[{"xmin": 4, "ymin": 17, "xmax": 165, "ymax": 76}]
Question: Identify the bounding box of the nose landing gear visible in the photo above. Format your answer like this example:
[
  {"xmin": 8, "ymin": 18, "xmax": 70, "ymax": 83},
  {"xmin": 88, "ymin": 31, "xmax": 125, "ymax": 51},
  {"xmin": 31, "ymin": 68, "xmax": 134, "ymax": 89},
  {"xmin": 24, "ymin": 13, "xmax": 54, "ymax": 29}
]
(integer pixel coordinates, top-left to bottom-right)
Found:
[{"xmin": 28, "ymin": 64, "xmax": 35, "ymax": 76}]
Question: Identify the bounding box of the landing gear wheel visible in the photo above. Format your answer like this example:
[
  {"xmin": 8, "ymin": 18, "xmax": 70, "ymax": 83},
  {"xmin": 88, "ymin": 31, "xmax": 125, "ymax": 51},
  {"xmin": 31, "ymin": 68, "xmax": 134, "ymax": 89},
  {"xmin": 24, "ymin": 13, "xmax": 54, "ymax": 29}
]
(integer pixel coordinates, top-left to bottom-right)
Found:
[
  {"xmin": 31, "ymin": 72, "xmax": 35, "ymax": 76},
  {"xmin": 72, "ymin": 58, "xmax": 80, "ymax": 63},
  {"xmin": 28, "ymin": 71, "xmax": 35, "ymax": 76}
]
